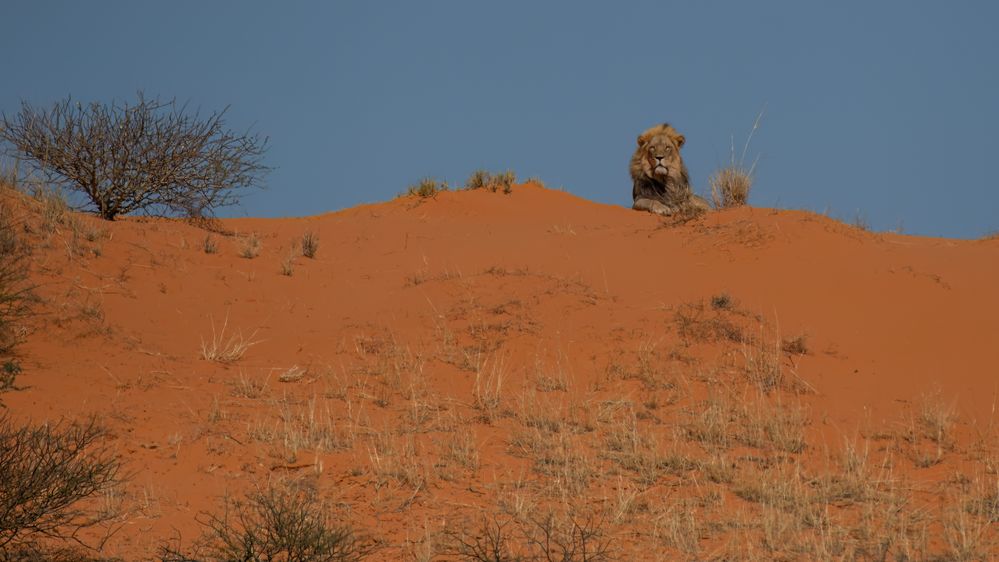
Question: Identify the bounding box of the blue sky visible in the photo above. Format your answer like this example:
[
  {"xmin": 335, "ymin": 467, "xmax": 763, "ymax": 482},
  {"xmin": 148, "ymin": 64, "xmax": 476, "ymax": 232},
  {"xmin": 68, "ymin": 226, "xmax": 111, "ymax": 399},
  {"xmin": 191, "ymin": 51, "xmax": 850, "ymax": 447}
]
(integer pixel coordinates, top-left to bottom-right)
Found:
[{"xmin": 2, "ymin": 1, "xmax": 997, "ymax": 238}]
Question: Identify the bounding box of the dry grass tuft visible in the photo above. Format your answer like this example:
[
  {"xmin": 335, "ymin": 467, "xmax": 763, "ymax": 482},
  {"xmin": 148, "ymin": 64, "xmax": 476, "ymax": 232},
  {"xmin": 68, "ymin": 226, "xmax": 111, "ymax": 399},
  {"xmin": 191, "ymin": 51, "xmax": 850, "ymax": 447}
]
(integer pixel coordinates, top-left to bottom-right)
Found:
[
  {"xmin": 301, "ymin": 230, "xmax": 319, "ymax": 258},
  {"xmin": 524, "ymin": 176, "xmax": 546, "ymax": 188},
  {"xmin": 406, "ymin": 177, "xmax": 448, "ymax": 198},
  {"xmin": 673, "ymin": 300, "xmax": 746, "ymax": 345},
  {"xmin": 472, "ymin": 355, "xmax": 506, "ymax": 423},
  {"xmin": 710, "ymin": 109, "xmax": 763, "ymax": 209},
  {"xmin": 494, "ymin": 171, "xmax": 516, "ymax": 194},
  {"xmin": 781, "ymin": 334, "xmax": 809, "ymax": 355},
  {"xmin": 280, "ymin": 250, "xmax": 295, "ymax": 276},
  {"xmin": 709, "ymin": 167, "xmax": 752, "ymax": 209},
  {"xmin": 465, "ymin": 170, "xmax": 491, "ymax": 191},
  {"xmin": 201, "ymin": 234, "xmax": 218, "ymax": 254},
  {"xmin": 200, "ymin": 313, "xmax": 258, "ymax": 363},
  {"xmin": 464, "ymin": 170, "xmax": 516, "ymax": 194},
  {"xmin": 239, "ymin": 232, "xmax": 261, "ymax": 259}
]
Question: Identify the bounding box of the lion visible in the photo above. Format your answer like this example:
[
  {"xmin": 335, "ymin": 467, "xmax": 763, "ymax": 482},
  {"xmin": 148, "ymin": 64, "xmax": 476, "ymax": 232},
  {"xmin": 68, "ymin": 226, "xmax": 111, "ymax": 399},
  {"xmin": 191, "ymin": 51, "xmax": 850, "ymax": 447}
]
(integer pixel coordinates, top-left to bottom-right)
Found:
[{"xmin": 631, "ymin": 123, "xmax": 710, "ymax": 216}]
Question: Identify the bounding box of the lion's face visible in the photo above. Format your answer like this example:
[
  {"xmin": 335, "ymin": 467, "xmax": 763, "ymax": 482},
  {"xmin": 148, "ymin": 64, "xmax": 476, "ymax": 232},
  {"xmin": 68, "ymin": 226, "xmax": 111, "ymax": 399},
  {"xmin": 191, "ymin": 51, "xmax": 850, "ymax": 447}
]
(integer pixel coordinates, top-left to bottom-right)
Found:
[{"xmin": 634, "ymin": 125, "xmax": 686, "ymax": 187}]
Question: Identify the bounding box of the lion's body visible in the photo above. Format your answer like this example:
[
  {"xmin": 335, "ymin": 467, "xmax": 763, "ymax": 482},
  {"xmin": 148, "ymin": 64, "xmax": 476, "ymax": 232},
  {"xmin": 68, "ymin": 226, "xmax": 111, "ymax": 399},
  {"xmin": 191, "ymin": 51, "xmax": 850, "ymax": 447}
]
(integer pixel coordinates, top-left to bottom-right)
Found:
[{"xmin": 630, "ymin": 123, "xmax": 709, "ymax": 216}]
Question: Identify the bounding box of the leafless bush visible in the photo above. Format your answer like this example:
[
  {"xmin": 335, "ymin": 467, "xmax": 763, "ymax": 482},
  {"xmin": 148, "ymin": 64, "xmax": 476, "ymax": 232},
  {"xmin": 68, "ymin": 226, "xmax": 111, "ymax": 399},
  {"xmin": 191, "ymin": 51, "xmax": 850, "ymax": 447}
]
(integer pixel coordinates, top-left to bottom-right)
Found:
[
  {"xmin": 0, "ymin": 415, "xmax": 121, "ymax": 552},
  {"xmin": 449, "ymin": 513, "xmax": 521, "ymax": 562},
  {"xmin": 449, "ymin": 510, "xmax": 613, "ymax": 562},
  {"xmin": 1, "ymin": 360, "xmax": 21, "ymax": 395},
  {"xmin": 159, "ymin": 482, "xmax": 371, "ymax": 562},
  {"xmin": 520, "ymin": 511, "xmax": 614, "ymax": 562},
  {"xmin": 0, "ymin": 544, "xmax": 123, "ymax": 562},
  {"xmin": 0, "ymin": 92, "xmax": 269, "ymax": 220}
]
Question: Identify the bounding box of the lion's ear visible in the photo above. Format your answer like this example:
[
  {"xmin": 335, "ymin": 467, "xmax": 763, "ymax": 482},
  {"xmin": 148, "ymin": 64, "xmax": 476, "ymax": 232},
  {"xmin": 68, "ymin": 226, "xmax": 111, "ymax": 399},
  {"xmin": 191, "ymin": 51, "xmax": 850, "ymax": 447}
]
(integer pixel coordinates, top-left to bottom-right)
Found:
[
  {"xmin": 637, "ymin": 132, "xmax": 651, "ymax": 147},
  {"xmin": 673, "ymin": 134, "xmax": 685, "ymax": 148}
]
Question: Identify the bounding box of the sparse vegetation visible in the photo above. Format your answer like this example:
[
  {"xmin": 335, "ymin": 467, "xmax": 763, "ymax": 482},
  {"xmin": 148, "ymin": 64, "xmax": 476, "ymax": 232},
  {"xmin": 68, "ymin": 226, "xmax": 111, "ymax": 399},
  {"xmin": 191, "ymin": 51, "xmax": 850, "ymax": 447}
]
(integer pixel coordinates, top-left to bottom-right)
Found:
[
  {"xmin": 3, "ymin": 155, "xmax": 997, "ymax": 562},
  {"xmin": 0, "ymin": 415, "xmax": 121, "ymax": 553},
  {"xmin": 0, "ymin": 92, "xmax": 270, "ymax": 220}
]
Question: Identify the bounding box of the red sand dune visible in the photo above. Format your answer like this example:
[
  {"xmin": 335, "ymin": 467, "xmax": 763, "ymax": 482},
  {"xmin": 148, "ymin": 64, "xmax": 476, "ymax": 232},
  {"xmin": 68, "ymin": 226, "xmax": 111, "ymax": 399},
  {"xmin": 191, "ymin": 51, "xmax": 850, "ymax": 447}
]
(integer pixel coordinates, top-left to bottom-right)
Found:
[{"xmin": 3, "ymin": 182, "xmax": 997, "ymax": 559}]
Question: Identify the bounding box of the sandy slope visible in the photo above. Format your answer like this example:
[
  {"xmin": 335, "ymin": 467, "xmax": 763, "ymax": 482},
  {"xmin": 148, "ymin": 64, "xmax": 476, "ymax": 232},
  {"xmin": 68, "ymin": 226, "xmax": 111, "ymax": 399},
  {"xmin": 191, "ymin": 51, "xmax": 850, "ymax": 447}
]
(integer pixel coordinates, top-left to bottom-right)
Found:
[{"xmin": 3, "ymin": 183, "xmax": 997, "ymax": 559}]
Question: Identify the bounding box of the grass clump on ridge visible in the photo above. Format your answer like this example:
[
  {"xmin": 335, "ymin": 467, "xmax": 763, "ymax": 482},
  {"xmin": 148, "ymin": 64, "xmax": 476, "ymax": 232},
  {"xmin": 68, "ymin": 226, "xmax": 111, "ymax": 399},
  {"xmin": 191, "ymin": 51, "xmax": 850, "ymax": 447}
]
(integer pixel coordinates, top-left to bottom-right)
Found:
[
  {"xmin": 405, "ymin": 177, "xmax": 449, "ymax": 199},
  {"xmin": 710, "ymin": 109, "xmax": 763, "ymax": 209},
  {"xmin": 709, "ymin": 168, "xmax": 752, "ymax": 209},
  {"xmin": 464, "ymin": 169, "xmax": 516, "ymax": 194}
]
